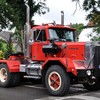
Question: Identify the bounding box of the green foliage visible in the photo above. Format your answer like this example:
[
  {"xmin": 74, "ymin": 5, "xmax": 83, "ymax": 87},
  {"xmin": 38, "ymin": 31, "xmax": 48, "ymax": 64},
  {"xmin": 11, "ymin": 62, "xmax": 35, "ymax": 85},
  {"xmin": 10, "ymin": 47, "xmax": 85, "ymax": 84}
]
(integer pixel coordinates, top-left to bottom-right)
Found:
[
  {"xmin": 71, "ymin": 23, "xmax": 84, "ymax": 34},
  {"xmin": 0, "ymin": 38, "xmax": 14, "ymax": 58},
  {"xmin": 72, "ymin": 0, "xmax": 100, "ymax": 41},
  {"xmin": 91, "ymin": 36, "xmax": 100, "ymax": 41},
  {"xmin": 0, "ymin": 39, "xmax": 7, "ymax": 58},
  {"xmin": 82, "ymin": 0, "xmax": 100, "ymax": 41},
  {"xmin": 0, "ymin": 0, "xmax": 49, "ymax": 30},
  {"xmin": 6, "ymin": 41, "xmax": 14, "ymax": 58},
  {"xmin": 71, "ymin": 23, "xmax": 84, "ymax": 41},
  {"xmin": 0, "ymin": 0, "xmax": 49, "ymax": 52},
  {"xmin": 0, "ymin": 50, "xmax": 4, "ymax": 59},
  {"xmin": 12, "ymin": 29, "xmax": 23, "ymax": 51}
]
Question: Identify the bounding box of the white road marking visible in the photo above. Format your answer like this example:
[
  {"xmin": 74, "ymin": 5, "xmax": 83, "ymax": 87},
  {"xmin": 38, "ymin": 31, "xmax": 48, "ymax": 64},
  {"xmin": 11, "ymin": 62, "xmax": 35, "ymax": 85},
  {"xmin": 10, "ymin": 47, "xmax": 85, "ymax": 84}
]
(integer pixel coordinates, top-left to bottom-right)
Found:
[
  {"xmin": 54, "ymin": 95, "xmax": 100, "ymax": 100},
  {"xmin": 35, "ymin": 93, "xmax": 100, "ymax": 100},
  {"xmin": 24, "ymin": 84, "xmax": 100, "ymax": 100}
]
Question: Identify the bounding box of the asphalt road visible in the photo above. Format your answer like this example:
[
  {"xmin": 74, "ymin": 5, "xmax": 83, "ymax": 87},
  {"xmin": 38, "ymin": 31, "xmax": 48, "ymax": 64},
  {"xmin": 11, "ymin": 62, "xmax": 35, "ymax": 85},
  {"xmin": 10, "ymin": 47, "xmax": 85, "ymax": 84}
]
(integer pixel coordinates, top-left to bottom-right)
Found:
[{"xmin": 0, "ymin": 81, "xmax": 100, "ymax": 100}]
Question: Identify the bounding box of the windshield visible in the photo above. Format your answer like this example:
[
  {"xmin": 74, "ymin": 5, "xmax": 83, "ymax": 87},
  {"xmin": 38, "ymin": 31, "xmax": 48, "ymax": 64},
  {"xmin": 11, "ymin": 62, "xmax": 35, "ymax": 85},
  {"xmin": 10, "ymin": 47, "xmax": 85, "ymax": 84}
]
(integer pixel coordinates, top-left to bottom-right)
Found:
[{"xmin": 49, "ymin": 28, "xmax": 75, "ymax": 42}]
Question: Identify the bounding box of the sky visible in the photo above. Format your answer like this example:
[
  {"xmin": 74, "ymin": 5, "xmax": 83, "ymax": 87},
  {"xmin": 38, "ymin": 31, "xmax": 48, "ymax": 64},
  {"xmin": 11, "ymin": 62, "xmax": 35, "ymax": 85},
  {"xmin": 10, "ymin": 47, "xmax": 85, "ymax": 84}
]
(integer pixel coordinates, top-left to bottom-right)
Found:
[
  {"xmin": 5, "ymin": 0, "xmax": 90, "ymax": 41},
  {"xmin": 33, "ymin": 0, "xmax": 88, "ymax": 25}
]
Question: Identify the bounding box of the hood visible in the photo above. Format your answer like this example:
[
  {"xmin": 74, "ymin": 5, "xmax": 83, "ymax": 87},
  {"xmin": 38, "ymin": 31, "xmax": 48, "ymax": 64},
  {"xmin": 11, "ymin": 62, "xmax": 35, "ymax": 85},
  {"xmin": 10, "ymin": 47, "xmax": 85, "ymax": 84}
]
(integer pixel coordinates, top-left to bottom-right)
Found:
[{"xmin": 55, "ymin": 42, "xmax": 85, "ymax": 60}]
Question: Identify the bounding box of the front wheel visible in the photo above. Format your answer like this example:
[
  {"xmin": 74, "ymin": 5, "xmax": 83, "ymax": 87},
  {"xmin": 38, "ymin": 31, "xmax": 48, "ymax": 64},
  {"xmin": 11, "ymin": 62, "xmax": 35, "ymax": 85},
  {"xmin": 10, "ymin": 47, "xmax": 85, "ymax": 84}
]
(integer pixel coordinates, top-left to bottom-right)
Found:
[{"xmin": 45, "ymin": 65, "xmax": 70, "ymax": 96}]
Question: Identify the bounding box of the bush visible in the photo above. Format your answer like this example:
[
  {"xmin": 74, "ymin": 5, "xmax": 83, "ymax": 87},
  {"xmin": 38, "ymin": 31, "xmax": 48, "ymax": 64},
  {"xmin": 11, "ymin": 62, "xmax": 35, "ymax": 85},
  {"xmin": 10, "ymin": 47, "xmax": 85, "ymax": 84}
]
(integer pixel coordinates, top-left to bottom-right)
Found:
[{"xmin": 0, "ymin": 50, "xmax": 4, "ymax": 59}]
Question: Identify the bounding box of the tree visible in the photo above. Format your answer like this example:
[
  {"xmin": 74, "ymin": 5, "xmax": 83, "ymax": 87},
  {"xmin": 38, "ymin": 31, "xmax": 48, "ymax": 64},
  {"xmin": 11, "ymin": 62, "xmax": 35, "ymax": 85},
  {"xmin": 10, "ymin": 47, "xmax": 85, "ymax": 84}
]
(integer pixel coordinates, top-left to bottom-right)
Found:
[
  {"xmin": 0, "ymin": 0, "xmax": 49, "ymax": 52},
  {"xmin": 83, "ymin": 0, "xmax": 100, "ymax": 26},
  {"xmin": 0, "ymin": 39, "xmax": 8, "ymax": 58},
  {"xmin": 0, "ymin": 0, "xmax": 49, "ymax": 30},
  {"xmin": 0, "ymin": 50, "xmax": 4, "ymax": 59},
  {"xmin": 72, "ymin": 0, "xmax": 81, "ymax": 15},
  {"xmin": 70, "ymin": 23, "xmax": 84, "ymax": 41},
  {"xmin": 72, "ymin": 0, "xmax": 100, "ymax": 41},
  {"xmin": 83, "ymin": 0, "xmax": 100, "ymax": 41}
]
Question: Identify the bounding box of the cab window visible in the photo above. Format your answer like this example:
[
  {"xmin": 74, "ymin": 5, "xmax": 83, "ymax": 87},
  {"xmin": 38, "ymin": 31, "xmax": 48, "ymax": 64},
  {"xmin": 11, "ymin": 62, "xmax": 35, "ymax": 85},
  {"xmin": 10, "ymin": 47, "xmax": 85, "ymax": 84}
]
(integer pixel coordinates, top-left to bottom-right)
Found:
[{"xmin": 33, "ymin": 30, "xmax": 46, "ymax": 41}]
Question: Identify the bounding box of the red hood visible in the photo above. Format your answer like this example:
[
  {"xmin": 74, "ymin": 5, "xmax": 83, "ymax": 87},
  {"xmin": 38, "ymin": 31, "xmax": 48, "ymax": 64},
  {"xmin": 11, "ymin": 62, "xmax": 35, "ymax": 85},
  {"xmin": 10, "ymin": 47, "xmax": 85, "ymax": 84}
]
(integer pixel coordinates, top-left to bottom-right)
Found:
[{"xmin": 55, "ymin": 42, "xmax": 85, "ymax": 60}]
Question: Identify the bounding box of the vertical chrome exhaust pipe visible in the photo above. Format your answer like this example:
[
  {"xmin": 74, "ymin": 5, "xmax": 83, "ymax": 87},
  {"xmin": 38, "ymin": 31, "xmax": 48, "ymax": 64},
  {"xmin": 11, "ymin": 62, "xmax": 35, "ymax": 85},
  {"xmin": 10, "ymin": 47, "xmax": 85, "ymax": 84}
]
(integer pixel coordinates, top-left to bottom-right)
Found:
[
  {"xmin": 24, "ymin": 0, "xmax": 31, "ymax": 58},
  {"xmin": 61, "ymin": 11, "xmax": 64, "ymax": 25},
  {"xmin": 25, "ymin": 0, "xmax": 30, "ymax": 24}
]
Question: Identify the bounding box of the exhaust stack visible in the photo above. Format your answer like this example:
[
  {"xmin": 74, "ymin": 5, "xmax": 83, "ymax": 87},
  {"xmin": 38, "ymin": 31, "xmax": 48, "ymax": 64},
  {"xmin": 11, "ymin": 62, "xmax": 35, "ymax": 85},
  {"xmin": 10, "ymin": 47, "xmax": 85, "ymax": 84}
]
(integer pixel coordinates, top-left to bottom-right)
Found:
[
  {"xmin": 23, "ymin": 0, "xmax": 31, "ymax": 58},
  {"xmin": 61, "ymin": 11, "xmax": 64, "ymax": 25}
]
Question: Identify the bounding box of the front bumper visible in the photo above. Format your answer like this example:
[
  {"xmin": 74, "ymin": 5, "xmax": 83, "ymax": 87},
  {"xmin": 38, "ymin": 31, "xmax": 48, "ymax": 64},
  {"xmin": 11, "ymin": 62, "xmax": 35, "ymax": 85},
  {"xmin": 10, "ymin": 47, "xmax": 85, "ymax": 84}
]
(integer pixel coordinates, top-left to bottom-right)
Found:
[{"xmin": 77, "ymin": 69, "xmax": 100, "ymax": 77}]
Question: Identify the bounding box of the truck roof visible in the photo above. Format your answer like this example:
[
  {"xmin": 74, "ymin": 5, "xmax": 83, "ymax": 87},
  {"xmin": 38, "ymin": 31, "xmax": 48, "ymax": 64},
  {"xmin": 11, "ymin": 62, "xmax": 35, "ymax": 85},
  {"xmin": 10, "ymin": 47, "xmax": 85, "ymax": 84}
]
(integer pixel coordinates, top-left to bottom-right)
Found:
[{"xmin": 32, "ymin": 24, "xmax": 75, "ymax": 30}]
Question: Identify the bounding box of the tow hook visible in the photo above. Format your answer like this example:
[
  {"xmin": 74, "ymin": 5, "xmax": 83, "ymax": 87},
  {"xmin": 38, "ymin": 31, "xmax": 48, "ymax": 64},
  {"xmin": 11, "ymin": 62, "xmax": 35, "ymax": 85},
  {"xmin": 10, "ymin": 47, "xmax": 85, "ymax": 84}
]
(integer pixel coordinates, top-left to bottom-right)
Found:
[
  {"xmin": 88, "ymin": 76, "xmax": 96, "ymax": 85},
  {"xmin": 91, "ymin": 76, "xmax": 96, "ymax": 80}
]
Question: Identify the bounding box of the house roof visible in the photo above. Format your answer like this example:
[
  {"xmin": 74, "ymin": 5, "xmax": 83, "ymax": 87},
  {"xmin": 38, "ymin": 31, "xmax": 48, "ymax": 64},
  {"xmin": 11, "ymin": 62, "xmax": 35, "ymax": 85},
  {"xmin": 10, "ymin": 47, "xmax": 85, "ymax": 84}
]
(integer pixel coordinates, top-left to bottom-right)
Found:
[{"xmin": 0, "ymin": 31, "xmax": 11, "ymax": 41}]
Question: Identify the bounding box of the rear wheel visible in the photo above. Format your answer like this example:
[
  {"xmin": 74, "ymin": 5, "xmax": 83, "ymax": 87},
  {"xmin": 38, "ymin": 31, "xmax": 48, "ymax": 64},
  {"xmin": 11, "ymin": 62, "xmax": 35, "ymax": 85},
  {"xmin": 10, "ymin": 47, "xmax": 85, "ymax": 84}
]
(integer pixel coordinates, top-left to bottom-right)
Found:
[
  {"xmin": 0, "ymin": 64, "xmax": 20, "ymax": 87},
  {"xmin": 45, "ymin": 65, "xmax": 70, "ymax": 96}
]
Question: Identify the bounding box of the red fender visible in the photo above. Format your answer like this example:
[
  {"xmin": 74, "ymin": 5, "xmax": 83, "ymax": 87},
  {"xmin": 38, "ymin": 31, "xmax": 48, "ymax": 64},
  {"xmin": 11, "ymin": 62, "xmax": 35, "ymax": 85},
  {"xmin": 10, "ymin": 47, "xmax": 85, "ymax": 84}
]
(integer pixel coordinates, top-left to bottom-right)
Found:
[
  {"xmin": 42, "ymin": 58, "xmax": 85, "ymax": 76},
  {"xmin": 0, "ymin": 60, "xmax": 20, "ymax": 72},
  {"xmin": 66, "ymin": 58, "xmax": 77, "ymax": 75},
  {"xmin": 42, "ymin": 57, "xmax": 67, "ymax": 70},
  {"xmin": 67, "ymin": 58, "xmax": 85, "ymax": 76}
]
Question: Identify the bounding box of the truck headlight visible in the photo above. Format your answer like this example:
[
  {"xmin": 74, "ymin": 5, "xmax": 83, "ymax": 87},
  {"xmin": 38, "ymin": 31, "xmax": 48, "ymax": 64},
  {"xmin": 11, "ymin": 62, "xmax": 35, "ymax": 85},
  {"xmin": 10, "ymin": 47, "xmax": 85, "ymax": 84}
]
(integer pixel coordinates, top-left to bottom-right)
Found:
[{"xmin": 86, "ymin": 70, "xmax": 91, "ymax": 76}]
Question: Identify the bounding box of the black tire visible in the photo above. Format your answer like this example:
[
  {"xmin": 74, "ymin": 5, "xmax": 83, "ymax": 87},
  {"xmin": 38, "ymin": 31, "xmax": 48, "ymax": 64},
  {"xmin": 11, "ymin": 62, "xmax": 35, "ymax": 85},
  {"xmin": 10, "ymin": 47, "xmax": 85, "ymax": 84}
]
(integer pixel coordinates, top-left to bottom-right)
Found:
[
  {"xmin": 0, "ymin": 64, "xmax": 20, "ymax": 87},
  {"xmin": 83, "ymin": 79, "xmax": 100, "ymax": 91},
  {"xmin": 45, "ymin": 65, "xmax": 70, "ymax": 96}
]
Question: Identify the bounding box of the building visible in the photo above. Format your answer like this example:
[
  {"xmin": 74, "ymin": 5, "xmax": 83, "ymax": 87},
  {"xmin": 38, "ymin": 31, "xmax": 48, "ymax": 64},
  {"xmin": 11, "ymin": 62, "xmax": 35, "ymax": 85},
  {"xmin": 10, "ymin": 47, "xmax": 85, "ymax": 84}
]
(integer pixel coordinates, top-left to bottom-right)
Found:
[
  {"xmin": 0, "ymin": 31, "xmax": 21, "ymax": 51},
  {"xmin": 79, "ymin": 21, "xmax": 96, "ymax": 42}
]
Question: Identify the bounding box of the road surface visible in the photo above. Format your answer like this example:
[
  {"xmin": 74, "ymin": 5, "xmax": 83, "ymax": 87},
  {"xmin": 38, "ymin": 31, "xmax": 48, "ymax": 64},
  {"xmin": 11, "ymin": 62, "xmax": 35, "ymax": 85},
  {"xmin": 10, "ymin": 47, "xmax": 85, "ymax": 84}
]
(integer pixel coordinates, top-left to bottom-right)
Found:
[{"xmin": 0, "ymin": 81, "xmax": 100, "ymax": 100}]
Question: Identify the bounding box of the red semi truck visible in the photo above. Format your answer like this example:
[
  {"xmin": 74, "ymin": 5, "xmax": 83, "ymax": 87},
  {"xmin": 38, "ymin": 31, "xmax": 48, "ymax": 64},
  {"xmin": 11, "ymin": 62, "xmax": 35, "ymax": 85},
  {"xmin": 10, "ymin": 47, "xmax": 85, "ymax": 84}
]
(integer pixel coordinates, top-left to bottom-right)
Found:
[{"xmin": 0, "ymin": 0, "xmax": 100, "ymax": 96}]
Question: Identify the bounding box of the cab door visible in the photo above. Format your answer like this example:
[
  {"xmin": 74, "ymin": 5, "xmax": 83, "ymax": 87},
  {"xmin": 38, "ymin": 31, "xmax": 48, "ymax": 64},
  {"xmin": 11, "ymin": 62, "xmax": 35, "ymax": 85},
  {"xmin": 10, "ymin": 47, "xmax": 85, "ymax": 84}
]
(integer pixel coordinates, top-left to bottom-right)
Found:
[{"xmin": 31, "ymin": 29, "xmax": 48, "ymax": 61}]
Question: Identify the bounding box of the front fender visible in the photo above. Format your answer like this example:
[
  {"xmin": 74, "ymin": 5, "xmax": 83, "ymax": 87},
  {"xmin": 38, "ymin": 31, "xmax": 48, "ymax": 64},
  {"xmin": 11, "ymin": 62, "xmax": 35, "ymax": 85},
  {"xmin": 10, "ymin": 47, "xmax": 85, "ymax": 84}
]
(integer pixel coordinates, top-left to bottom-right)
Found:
[
  {"xmin": 66, "ymin": 58, "xmax": 77, "ymax": 75},
  {"xmin": 42, "ymin": 58, "xmax": 85, "ymax": 76},
  {"xmin": 42, "ymin": 58, "xmax": 67, "ymax": 67}
]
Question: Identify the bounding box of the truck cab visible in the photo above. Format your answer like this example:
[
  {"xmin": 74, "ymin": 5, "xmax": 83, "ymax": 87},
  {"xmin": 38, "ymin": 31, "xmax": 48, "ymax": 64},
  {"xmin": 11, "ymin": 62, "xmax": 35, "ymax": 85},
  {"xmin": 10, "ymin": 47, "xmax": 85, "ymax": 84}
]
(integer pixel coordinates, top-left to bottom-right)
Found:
[{"xmin": 31, "ymin": 24, "xmax": 75, "ymax": 61}]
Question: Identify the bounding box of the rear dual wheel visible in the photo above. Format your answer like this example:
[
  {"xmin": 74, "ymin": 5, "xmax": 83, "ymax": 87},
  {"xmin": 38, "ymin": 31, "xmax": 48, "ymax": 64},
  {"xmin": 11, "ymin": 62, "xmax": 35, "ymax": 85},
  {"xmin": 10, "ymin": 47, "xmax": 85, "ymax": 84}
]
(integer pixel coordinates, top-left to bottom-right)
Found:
[
  {"xmin": 45, "ymin": 65, "xmax": 70, "ymax": 96},
  {"xmin": 0, "ymin": 64, "xmax": 20, "ymax": 87}
]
